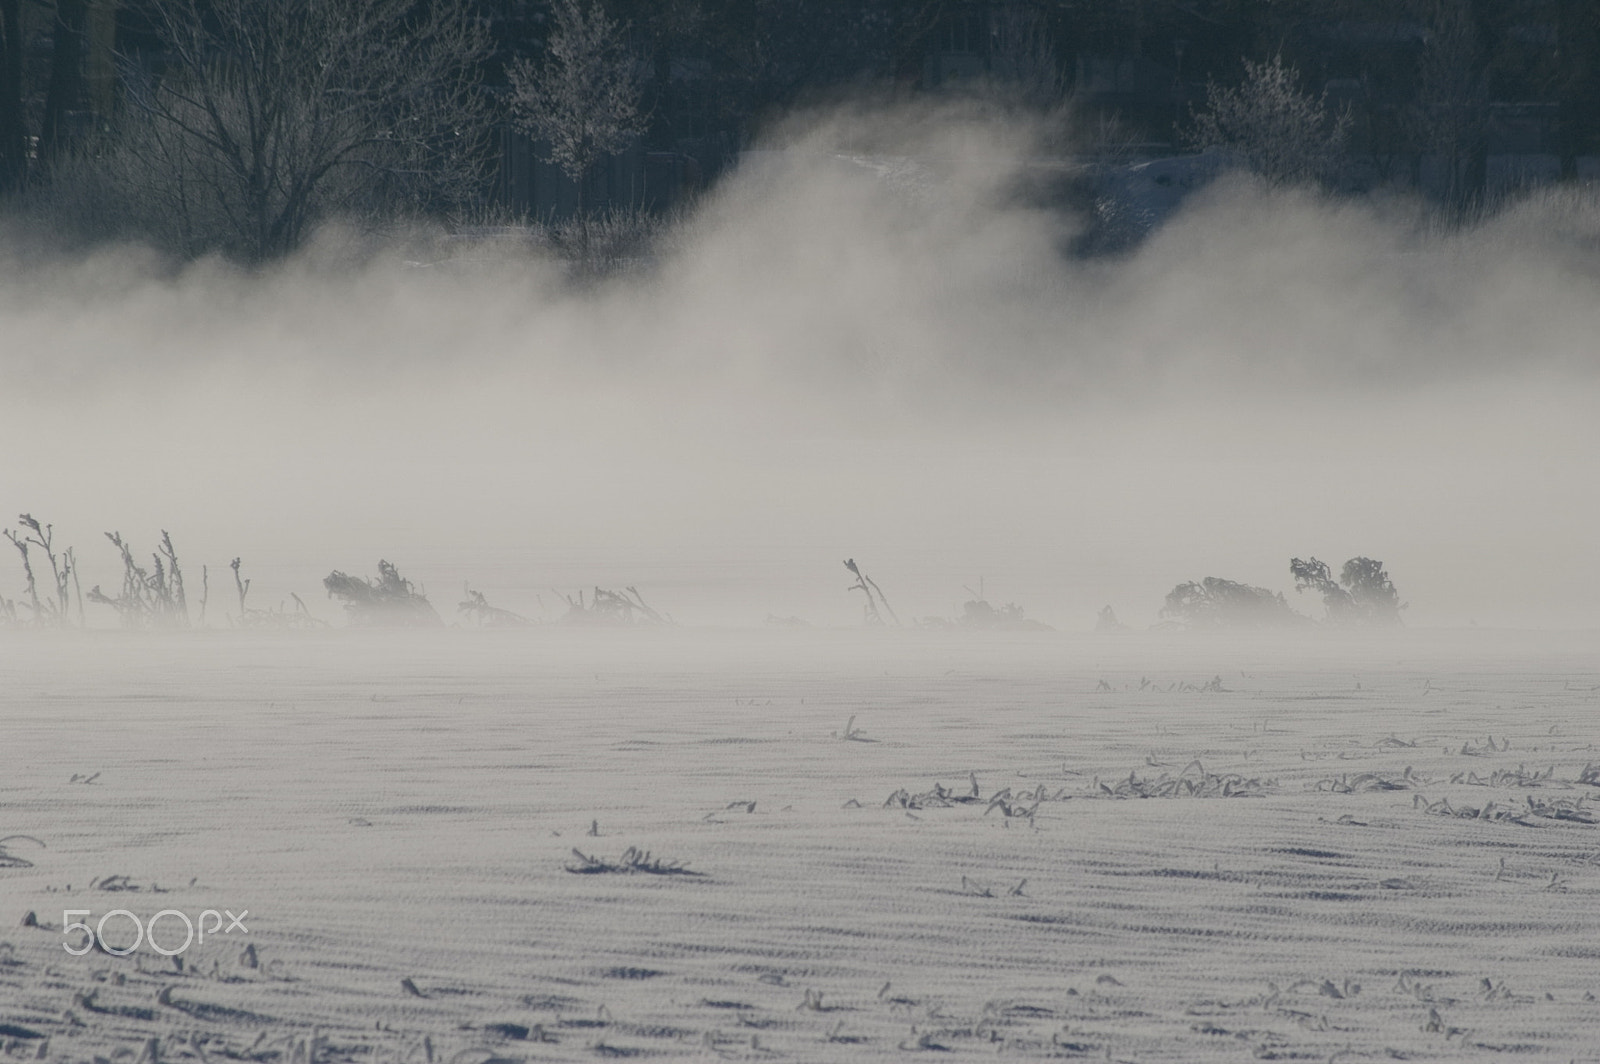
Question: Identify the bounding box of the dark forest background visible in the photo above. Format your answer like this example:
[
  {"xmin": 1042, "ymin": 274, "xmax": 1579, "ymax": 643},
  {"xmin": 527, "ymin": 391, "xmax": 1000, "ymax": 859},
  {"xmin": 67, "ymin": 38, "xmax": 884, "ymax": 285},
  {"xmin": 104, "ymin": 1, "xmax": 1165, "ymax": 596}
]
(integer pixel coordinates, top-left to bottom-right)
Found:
[{"xmin": 2, "ymin": 0, "xmax": 1598, "ymax": 262}]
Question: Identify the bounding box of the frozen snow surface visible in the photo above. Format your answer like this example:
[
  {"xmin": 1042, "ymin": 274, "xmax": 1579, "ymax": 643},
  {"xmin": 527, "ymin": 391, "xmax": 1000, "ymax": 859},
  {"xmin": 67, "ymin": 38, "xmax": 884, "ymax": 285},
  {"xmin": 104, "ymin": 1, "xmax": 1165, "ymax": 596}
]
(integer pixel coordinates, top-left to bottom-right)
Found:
[{"xmin": 4, "ymin": 627, "xmax": 1600, "ymax": 1062}]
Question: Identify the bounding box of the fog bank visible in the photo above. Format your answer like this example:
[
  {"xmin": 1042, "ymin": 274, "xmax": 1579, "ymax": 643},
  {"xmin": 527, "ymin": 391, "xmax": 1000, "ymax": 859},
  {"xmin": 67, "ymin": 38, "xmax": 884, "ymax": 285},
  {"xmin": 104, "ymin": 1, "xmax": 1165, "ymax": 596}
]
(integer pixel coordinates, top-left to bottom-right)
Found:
[{"xmin": 3, "ymin": 105, "xmax": 1597, "ymax": 629}]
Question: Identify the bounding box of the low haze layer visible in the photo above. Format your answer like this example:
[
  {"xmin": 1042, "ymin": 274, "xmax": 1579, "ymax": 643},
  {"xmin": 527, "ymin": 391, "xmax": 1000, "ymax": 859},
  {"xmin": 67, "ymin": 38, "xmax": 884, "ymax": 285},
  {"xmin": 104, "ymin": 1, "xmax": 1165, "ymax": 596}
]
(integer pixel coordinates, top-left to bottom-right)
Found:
[{"xmin": 3, "ymin": 106, "xmax": 1596, "ymax": 629}]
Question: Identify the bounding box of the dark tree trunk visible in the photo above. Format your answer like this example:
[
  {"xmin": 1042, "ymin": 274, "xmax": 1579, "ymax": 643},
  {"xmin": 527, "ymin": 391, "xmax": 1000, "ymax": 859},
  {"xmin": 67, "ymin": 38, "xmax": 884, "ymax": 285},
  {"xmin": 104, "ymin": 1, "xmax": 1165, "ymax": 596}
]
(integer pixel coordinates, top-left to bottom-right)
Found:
[
  {"xmin": 651, "ymin": 38, "xmax": 672, "ymax": 148},
  {"xmin": 41, "ymin": 0, "xmax": 89, "ymax": 163},
  {"xmin": 0, "ymin": 0, "xmax": 24, "ymax": 192},
  {"xmin": 1453, "ymin": 0, "xmax": 1487, "ymax": 214},
  {"xmin": 1557, "ymin": 0, "xmax": 1600, "ymax": 180}
]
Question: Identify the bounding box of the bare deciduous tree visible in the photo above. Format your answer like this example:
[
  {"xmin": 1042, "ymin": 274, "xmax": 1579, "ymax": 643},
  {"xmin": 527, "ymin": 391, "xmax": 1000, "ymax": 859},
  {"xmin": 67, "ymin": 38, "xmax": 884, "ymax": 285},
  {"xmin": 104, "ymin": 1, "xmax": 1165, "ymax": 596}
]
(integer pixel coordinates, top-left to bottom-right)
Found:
[
  {"xmin": 509, "ymin": 0, "xmax": 644, "ymax": 216},
  {"xmin": 1187, "ymin": 55, "xmax": 1352, "ymax": 187},
  {"xmin": 114, "ymin": 0, "xmax": 492, "ymax": 261}
]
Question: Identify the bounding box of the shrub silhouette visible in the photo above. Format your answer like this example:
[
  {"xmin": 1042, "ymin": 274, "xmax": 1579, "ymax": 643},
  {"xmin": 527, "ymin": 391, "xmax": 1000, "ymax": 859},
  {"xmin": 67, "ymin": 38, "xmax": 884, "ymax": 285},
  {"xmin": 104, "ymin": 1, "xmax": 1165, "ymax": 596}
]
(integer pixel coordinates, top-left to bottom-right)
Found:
[
  {"xmin": 1290, "ymin": 556, "xmax": 1404, "ymax": 626},
  {"xmin": 323, "ymin": 560, "xmax": 441, "ymax": 627},
  {"xmin": 1161, "ymin": 577, "xmax": 1302, "ymax": 629}
]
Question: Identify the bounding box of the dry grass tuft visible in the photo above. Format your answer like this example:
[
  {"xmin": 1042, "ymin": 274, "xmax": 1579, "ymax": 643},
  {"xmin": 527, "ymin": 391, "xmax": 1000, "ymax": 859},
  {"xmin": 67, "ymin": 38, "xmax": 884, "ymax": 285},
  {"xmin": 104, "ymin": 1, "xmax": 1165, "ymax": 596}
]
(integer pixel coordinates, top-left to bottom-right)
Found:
[
  {"xmin": 1094, "ymin": 760, "xmax": 1274, "ymax": 799},
  {"xmin": 834, "ymin": 715, "xmax": 875, "ymax": 742},
  {"xmin": 1414, "ymin": 792, "xmax": 1597, "ymax": 825},
  {"xmin": 1316, "ymin": 768, "xmax": 1422, "ymax": 792},
  {"xmin": 565, "ymin": 847, "xmax": 703, "ymax": 876},
  {"xmin": 1450, "ymin": 764, "xmax": 1557, "ymax": 788},
  {"xmin": 0, "ymin": 835, "xmax": 44, "ymax": 869},
  {"xmin": 885, "ymin": 772, "xmax": 985, "ymax": 810}
]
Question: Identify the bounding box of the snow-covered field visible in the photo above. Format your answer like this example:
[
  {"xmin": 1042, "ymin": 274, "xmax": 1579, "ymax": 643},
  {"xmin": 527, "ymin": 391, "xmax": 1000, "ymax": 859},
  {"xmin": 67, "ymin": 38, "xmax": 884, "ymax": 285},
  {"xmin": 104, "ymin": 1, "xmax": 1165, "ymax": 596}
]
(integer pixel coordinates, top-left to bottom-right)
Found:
[{"xmin": 4, "ymin": 628, "xmax": 1600, "ymax": 1063}]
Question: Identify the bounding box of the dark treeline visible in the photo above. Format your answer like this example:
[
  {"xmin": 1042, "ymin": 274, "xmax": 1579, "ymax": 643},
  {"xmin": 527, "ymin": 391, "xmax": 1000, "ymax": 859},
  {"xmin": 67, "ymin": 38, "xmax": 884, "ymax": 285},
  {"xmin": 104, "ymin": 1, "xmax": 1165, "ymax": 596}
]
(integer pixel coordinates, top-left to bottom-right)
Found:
[
  {"xmin": 498, "ymin": 0, "xmax": 1600, "ymax": 162},
  {"xmin": 1, "ymin": 0, "xmax": 1598, "ymax": 261}
]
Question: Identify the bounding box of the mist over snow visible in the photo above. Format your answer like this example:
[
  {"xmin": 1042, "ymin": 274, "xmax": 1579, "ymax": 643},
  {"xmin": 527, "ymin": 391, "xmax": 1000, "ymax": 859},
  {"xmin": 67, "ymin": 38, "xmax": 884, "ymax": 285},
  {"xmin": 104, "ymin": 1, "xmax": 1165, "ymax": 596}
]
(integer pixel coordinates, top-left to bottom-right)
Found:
[{"xmin": 2, "ymin": 103, "xmax": 1597, "ymax": 630}]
